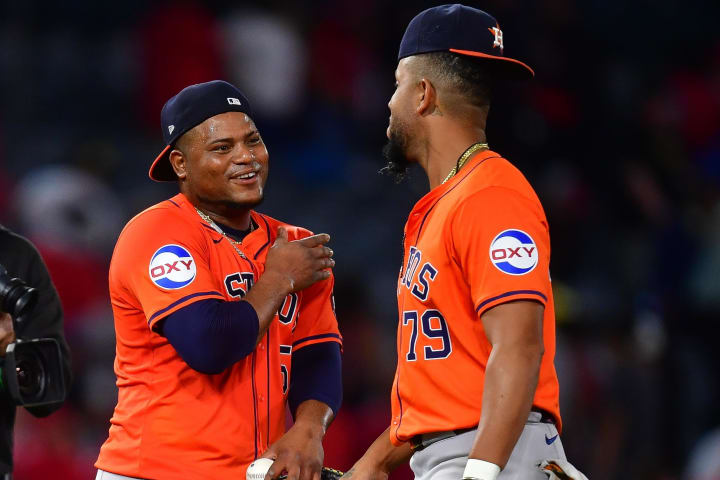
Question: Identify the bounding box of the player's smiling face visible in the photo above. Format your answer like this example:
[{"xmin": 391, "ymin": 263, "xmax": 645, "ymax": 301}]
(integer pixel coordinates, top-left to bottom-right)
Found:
[{"xmin": 173, "ymin": 111, "xmax": 269, "ymax": 210}]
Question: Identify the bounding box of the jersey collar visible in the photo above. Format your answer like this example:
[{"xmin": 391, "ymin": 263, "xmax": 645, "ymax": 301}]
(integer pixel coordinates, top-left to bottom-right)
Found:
[{"xmin": 171, "ymin": 193, "xmax": 272, "ymax": 259}]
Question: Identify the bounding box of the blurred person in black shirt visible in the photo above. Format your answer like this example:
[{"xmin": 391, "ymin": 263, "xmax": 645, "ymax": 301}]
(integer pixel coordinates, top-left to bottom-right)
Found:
[{"xmin": 0, "ymin": 225, "xmax": 71, "ymax": 478}]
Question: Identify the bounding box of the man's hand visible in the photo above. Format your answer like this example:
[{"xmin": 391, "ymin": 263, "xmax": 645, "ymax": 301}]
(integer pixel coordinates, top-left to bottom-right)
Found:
[
  {"xmin": 265, "ymin": 227, "xmax": 334, "ymax": 293},
  {"xmin": 538, "ymin": 459, "xmax": 589, "ymax": 480},
  {"xmin": 262, "ymin": 420, "xmax": 325, "ymax": 480},
  {"xmin": 245, "ymin": 228, "xmax": 335, "ymax": 343},
  {"xmin": 0, "ymin": 312, "xmax": 15, "ymax": 356}
]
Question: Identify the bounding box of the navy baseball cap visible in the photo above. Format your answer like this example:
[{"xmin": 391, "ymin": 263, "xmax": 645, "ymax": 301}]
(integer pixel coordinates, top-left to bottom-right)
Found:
[
  {"xmin": 149, "ymin": 80, "xmax": 253, "ymax": 182},
  {"xmin": 398, "ymin": 4, "xmax": 534, "ymax": 80}
]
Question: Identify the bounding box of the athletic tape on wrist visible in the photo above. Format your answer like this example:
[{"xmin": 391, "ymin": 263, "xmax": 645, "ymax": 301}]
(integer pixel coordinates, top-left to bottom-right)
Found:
[{"xmin": 462, "ymin": 459, "xmax": 501, "ymax": 480}]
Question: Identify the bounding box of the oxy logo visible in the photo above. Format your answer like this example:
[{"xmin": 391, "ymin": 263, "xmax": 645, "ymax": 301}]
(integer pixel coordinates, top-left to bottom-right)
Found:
[
  {"xmin": 489, "ymin": 229, "xmax": 538, "ymax": 275},
  {"xmin": 149, "ymin": 244, "xmax": 196, "ymax": 289}
]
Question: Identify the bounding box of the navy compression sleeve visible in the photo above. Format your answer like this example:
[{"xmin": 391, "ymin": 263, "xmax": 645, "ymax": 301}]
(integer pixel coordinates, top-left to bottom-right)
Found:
[
  {"xmin": 161, "ymin": 299, "xmax": 259, "ymax": 374},
  {"xmin": 288, "ymin": 342, "xmax": 342, "ymax": 416}
]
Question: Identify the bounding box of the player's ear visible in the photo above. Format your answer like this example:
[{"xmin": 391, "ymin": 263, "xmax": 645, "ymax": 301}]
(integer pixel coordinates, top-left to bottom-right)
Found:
[
  {"xmin": 416, "ymin": 78, "xmax": 437, "ymax": 117},
  {"xmin": 169, "ymin": 149, "xmax": 188, "ymax": 180}
]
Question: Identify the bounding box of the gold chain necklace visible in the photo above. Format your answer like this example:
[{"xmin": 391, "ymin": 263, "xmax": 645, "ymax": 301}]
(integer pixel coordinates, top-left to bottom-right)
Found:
[
  {"xmin": 441, "ymin": 142, "xmax": 489, "ymax": 184},
  {"xmin": 195, "ymin": 208, "xmax": 254, "ymax": 259}
]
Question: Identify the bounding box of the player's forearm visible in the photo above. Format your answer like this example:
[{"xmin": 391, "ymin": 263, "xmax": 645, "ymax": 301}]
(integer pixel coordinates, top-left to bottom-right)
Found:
[
  {"xmin": 289, "ymin": 342, "xmax": 342, "ymax": 416},
  {"xmin": 469, "ymin": 343, "xmax": 543, "ymax": 468},
  {"xmin": 293, "ymin": 399, "xmax": 336, "ymax": 438},
  {"xmin": 349, "ymin": 427, "xmax": 413, "ymax": 476},
  {"xmin": 243, "ymin": 270, "xmax": 293, "ymax": 344}
]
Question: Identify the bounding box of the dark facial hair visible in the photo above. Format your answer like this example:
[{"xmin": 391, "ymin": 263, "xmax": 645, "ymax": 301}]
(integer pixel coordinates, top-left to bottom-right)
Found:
[
  {"xmin": 380, "ymin": 131, "xmax": 411, "ymax": 183},
  {"xmin": 196, "ymin": 194, "xmax": 265, "ymax": 211}
]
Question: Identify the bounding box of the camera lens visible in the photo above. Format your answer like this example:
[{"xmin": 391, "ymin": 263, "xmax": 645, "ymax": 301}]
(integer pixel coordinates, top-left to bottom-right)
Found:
[
  {"xmin": 2, "ymin": 281, "xmax": 37, "ymax": 319},
  {"xmin": 0, "ymin": 264, "xmax": 38, "ymax": 318},
  {"xmin": 15, "ymin": 355, "xmax": 46, "ymax": 399},
  {"xmin": 10, "ymin": 285, "xmax": 36, "ymax": 318}
]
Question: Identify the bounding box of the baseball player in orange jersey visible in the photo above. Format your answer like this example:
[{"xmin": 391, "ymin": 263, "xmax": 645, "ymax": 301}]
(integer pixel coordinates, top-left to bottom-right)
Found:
[
  {"xmin": 95, "ymin": 80, "xmax": 342, "ymax": 480},
  {"xmin": 343, "ymin": 5, "xmax": 586, "ymax": 480}
]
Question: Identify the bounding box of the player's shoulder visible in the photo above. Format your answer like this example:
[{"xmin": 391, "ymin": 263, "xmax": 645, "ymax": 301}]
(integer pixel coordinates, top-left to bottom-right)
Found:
[
  {"xmin": 254, "ymin": 212, "xmax": 313, "ymax": 241},
  {"xmin": 460, "ymin": 152, "xmax": 543, "ymax": 207},
  {"xmin": 112, "ymin": 196, "xmax": 205, "ymax": 266},
  {"xmin": 110, "ymin": 196, "xmax": 204, "ymax": 281},
  {"xmin": 119, "ymin": 195, "xmax": 196, "ymax": 242}
]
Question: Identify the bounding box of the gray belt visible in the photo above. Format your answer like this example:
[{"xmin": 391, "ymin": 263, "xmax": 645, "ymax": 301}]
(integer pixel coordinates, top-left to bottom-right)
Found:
[
  {"xmin": 2, "ymin": 473, "xmax": 12, "ymax": 480},
  {"xmin": 410, "ymin": 409, "xmax": 555, "ymax": 452}
]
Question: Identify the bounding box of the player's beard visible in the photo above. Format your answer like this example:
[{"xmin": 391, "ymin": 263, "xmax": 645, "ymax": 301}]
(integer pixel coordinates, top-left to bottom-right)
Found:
[
  {"xmin": 221, "ymin": 196, "xmax": 264, "ymax": 209},
  {"xmin": 197, "ymin": 190, "xmax": 265, "ymax": 212},
  {"xmin": 380, "ymin": 129, "xmax": 411, "ymax": 184}
]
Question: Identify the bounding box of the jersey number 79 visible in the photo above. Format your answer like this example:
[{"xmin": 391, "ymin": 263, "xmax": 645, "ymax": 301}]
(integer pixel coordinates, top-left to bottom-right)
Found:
[{"xmin": 402, "ymin": 309, "xmax": 452, "ymax": 361}]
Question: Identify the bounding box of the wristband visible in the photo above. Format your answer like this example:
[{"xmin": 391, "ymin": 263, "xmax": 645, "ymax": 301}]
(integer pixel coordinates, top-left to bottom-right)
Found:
[{"xmin": 462, "ymin": 459, "xmax": 501, "ymax": 480}]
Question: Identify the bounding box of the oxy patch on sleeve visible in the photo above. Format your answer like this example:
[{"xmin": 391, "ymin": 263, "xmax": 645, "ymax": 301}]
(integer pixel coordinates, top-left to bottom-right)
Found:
[
  {"xmin": 488, "ymin": 229, "xmax": 538, "ymax": 275},
  {"xmin": 148, "ymin": 244, "xmax": 197, "ymax": 289}
]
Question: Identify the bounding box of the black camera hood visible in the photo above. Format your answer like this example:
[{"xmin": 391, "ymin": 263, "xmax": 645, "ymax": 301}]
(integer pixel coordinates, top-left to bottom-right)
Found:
[{"xmin": 2, "ymin": 337, "xmax": 66, "ymax": 407}]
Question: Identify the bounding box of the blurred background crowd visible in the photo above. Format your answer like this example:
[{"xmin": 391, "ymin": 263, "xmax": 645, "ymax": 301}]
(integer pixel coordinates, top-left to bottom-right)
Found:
[{"xmin": 1, "ymin": 0, "xmax": 719, "ymax": 479}]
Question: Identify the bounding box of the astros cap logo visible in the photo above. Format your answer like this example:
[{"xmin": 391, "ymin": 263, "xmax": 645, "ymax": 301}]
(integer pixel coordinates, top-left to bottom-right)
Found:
[
  {"xmin": 149, "ymin": 244, "xmax": 197, "ymax": 289},
  {"xmin": 489, "ymin": 229, "xmax": 538, "ymax": 275},
  {"xmin": 488, "ymin": 25, "xmax": 504, "ymax": 52}
]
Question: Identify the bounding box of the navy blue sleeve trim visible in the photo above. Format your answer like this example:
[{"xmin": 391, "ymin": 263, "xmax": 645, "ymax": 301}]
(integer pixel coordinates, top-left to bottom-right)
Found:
[
  {"xmin": 162, "ymin": 299, "xmax": 259, "ymax": 374},
  {"xmin": 475, "ymin": 290, "xmax": 547, "ymax": 315},
  {"xmin": 292, "ymin": 333, "xmax": 342, "ymax": 349},
  {"xmin": 147, "ymin": 290, "xmax": 224, "ymax": 324},
  {"xmin": 288, "ymin": 342, "xmax": 342, "ymax": 416}
]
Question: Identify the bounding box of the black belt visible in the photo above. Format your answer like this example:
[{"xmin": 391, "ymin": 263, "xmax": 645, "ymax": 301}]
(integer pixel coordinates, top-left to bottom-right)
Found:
[
  {"xmin": 532, "ymin": 407, "xmax": 556, "ymax": 424},
  {"xmin": 409, "ymin": 408, "xmax": 556, "ymax": 452},
  {"xmin": 410, "ymin": 427, "xmax": 475, "ymax": 452}
]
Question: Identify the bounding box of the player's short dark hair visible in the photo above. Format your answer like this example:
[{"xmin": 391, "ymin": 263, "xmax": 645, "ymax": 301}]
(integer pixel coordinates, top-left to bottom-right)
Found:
[
  {"xmin": 413, "ymin": 52, "xmax": 493, "ymax": 109},
  {"xmin": 174, "ymin": 128, "xmax": 196, "ymax": 157}
]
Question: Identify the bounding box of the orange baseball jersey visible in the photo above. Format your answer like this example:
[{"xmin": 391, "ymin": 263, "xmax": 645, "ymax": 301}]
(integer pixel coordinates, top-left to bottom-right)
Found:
[
  {"xmin": 95, "ymin": 193, "xmax": 341, "ymax": 479},
  {"xmin": 389, "ymin": 149, "xmax": 560, "ymax": 445}
]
